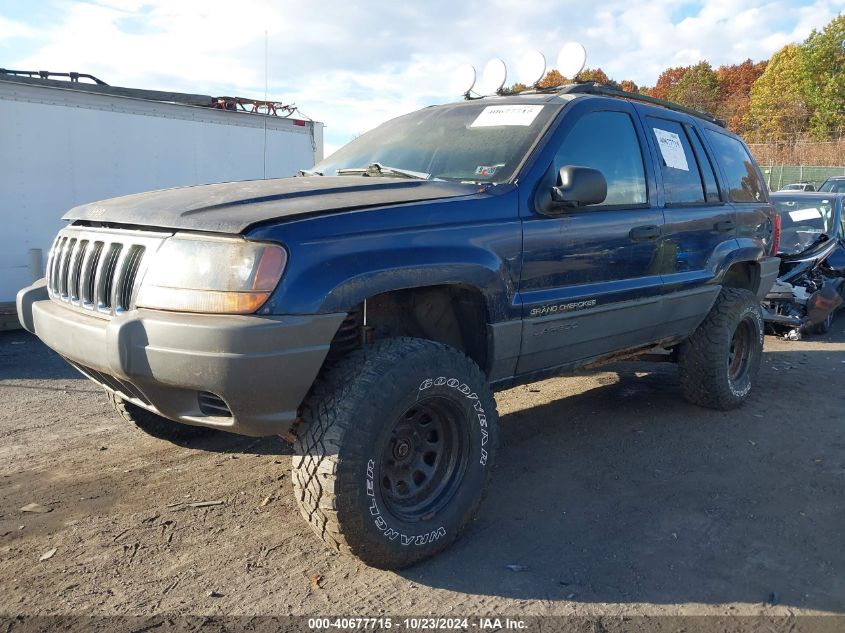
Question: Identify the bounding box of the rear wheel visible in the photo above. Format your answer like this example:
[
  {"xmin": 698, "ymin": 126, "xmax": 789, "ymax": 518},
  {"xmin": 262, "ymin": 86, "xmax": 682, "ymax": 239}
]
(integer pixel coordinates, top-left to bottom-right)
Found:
[
  {"xmin": 678, "ymin": 288, "xmax": 764, "ymax": 410},
  {"xmin": 292, "ymin": 337, "xmax": 498, "ymax": 569},
  {"xmin": 109, "ymin": 393, "xmax": 213, "ymax": 441}
]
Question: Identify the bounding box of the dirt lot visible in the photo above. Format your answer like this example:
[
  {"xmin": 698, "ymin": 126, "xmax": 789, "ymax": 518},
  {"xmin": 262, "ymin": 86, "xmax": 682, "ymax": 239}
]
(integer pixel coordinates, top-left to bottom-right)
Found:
[{"xmin": 1, "ymin": 325, "xmax": 843, "ymax": 620}]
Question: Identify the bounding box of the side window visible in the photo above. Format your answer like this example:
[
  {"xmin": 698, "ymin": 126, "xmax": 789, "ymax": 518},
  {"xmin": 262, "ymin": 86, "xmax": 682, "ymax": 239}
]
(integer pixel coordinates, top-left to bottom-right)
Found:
[
  {"xmin": 704, "ymin": 129, "xmax": 765, "ymax": 203},
  {"xmin": 686, "ymin": 125, "xmax": 721, "ymax": 203},
  {"xmin": 554, "ymin": 111, "xmax": 647, "ymax": 206},
  {"xmin": 646, "ymin": 117, "xmax": 705, "ymax": 205}
]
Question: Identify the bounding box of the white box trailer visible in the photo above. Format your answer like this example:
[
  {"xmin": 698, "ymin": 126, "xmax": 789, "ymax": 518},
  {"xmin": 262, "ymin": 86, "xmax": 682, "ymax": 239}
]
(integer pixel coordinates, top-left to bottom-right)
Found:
[{"xmin": 0, "ymin": 75, "xmax": 324, "ymax": 323}]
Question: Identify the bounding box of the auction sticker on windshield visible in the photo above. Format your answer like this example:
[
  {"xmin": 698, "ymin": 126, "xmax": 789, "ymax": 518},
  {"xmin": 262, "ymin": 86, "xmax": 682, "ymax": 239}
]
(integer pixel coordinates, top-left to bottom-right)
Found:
[
  {"xmin": 471, "ymin": 105, "xmax": 544, "ymax": 127},
  {"xmin": 788, "ymin": 208, "xmax": 822, "ymax": 222}
]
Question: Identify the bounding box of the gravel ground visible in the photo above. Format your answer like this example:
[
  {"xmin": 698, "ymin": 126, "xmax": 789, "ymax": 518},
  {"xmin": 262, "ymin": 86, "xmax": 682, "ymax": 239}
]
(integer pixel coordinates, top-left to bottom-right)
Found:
[{"xmin": 0, "ymin": 325, "xmax": 843, "ymax": 621}]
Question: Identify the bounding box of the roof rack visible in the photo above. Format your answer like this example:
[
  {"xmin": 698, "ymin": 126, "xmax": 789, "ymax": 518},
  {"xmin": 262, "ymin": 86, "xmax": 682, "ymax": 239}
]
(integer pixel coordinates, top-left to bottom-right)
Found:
[
  {"xmin": 553, "ymin": 82, "xmax": 726, "ymax": 128},
  {"xmin": 0, "ymin": 71, "xmax": 297, "ymax": 116},
  {"xmin": 0, "ymin": 68, "xmax": 108, "ymax": 85}
]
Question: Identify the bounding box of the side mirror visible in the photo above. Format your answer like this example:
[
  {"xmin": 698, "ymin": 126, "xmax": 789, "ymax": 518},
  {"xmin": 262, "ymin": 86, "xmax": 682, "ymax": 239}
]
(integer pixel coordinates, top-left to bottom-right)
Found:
[{"xmin": 550, "ymin": 166, "xmax": 607, "ymax": 208}]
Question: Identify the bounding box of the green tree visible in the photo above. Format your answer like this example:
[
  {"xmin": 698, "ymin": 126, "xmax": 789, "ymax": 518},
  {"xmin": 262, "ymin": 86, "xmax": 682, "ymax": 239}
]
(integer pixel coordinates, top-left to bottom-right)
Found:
[
  {"xmin": 668, "ymin": 61, "xmax": 721, "ymax": 112},
  {"xmin": 801, "ymin": 14, "xmax": 845, "ymax": 139},
  {"xmin": 746, "ymin": 44, "xmax": 811, "ymax": 141}
]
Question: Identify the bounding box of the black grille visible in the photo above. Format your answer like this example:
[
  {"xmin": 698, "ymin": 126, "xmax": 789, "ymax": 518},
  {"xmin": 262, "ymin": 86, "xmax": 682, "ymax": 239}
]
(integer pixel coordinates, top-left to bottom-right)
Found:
[{"xmin": 46, "ymin": 229, "xmax": 157, "ymax": 316}]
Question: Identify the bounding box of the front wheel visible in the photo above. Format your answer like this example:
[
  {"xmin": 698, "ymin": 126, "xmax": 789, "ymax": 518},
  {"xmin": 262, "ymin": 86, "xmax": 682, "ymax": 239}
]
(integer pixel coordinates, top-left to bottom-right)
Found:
[
  {"xmin": 678, "ymin": 288, "xmax": 764, "ymax": 410},
  {"xmin": 292, "ymin": 337, "xmax": 498, "ymax": 569}
]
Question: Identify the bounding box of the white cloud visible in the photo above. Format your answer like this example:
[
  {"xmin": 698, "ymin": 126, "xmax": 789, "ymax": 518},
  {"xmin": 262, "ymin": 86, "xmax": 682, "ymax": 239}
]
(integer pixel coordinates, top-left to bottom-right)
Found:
[
  {"xmin": 5, "ymin": 0, "xmax": 844, "ymax": 151},
  {"xmin": 0, "ymin": 15, "xmax": 37, "ymax": 40}
]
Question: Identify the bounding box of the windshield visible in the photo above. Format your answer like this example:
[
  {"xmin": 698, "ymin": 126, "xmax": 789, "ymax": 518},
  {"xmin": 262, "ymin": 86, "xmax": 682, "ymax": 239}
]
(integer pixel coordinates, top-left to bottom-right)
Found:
[
  {"xmin": 819, "ymin": 179, "xmax": 845, "ymax": 193},
  {"xmin": 312, "ymin": 102, "xmax": 559, "ymax": 184},
  {"xmin": 773, "ymin": 196, "xmax": 836, "ymax": 255}
]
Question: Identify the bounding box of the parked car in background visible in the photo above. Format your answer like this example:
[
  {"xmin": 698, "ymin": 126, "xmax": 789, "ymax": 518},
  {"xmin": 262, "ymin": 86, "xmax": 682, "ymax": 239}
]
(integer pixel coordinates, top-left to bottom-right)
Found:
[
  {"xmin": 778, "ymin": 182, "xmax": 816, "ymax": 192},
  {"xmin": 819, "ymin": 176, "xmax": 845, "ymax": 193},
  {"xmin": 762, "ymin": 192, "xmax": 845, "ymax": 337}
]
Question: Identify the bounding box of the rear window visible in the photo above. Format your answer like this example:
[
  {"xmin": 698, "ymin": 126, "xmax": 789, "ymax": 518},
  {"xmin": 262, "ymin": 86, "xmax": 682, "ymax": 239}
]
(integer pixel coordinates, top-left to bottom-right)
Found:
[
  {"xmin": 772, "ymin": 196, "xmax": 836, "ymax": 255},
  {"xmin": 704, "ymin": 130, "xmax": 765, "ymax": 203}
]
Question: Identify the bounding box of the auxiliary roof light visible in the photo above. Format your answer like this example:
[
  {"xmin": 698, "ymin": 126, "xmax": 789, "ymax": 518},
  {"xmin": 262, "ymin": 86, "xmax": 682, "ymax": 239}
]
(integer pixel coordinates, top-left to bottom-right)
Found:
[
  {"xmin": 451, "ymin": 43, "xmax": 588, "ymax": 98},
  {"xmin": 475, "ymin": 58, "xmax": 508, "ymax": 96},
  {"xmin": 556, "ymin": 42, "xmax": 588, "ymax": 79},
  {"xmin": 449, "ymin": 63, "xmax": 477, "ymax": 97},
  {"xmin": 515, "ymin": 50, "xmax": 547, "ymax": 87}
]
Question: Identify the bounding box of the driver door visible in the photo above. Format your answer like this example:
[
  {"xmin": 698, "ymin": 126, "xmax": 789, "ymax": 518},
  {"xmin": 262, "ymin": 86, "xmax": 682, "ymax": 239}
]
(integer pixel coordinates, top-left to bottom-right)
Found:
[{"xmin": 517, "ymin": 103, "xmax": 665, "ymax": 374}]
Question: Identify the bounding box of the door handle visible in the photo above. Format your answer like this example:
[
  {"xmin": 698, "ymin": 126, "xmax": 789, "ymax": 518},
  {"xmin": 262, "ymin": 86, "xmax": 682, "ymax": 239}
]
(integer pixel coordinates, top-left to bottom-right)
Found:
[
  {"xmin": 629, "ymin": 225, "xmax": 661, "ymax": 241},
  {"xmin": 715, "ymin": 219, "xmax": 736, "ymax": 232}
]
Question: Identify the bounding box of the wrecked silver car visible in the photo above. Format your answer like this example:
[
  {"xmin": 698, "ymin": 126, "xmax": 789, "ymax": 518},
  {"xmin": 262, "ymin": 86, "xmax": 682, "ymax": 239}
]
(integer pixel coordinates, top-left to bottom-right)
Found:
[{"xmin": 762, "ymin": 192, "xmax": 845, "ymax": 338}]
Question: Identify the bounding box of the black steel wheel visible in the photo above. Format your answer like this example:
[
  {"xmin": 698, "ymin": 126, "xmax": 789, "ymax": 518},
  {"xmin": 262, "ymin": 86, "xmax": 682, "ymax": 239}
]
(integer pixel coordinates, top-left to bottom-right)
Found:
[
  {"xmin": 379, "ymin": 398, "xmax": 470, "ymax": 522},
  {"xmin": 292, "ymin": 337, "xmax": 498, "ymax": 569}
]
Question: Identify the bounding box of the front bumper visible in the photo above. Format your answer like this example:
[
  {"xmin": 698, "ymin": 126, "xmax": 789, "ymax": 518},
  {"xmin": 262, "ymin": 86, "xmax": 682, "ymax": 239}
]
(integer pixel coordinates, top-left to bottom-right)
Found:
[{"xmin": 17, "ymin": 280, "xmax": 346, "ymax": 436}]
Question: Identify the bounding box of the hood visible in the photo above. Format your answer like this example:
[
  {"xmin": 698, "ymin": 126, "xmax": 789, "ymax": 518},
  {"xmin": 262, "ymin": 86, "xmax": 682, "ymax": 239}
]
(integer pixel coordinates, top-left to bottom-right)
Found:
[{"xmin": 63, "ymin": 176, "xmax": 482, "ymax": 233}]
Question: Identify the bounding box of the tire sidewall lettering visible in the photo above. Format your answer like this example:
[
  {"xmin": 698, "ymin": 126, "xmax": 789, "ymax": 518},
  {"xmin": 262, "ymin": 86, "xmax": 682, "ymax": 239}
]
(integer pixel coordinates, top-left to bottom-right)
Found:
[
  {"xmin": 366, "ymin": 458, "xmax": 447, "ymax": 547},
  {"xmin": 365, "ymin": 372, "xmax": 493, "ymax": 547},
  {"xmin": 418, "ymin": 375, "xmax": 487, "ymax": 458}
]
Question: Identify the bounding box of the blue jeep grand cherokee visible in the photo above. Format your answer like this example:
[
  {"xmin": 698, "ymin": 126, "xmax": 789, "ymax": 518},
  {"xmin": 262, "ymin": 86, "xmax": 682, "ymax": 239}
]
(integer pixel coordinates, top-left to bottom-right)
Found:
[{"xmin": 17, "ymin": 83, "xmax": 780, "ymax": 568}]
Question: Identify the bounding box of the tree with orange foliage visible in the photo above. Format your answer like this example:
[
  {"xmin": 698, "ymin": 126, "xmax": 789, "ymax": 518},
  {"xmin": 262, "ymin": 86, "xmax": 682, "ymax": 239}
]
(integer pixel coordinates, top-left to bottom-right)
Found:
[
  {"xmin": 647, "ymin": 66, "xmax": 690, "ymax": 100},
  {"xmin": 715, "ymin": 59, "xmax": 767, "ymax": 133},
  {"xmin": 619, "ymin": 80, "xmax": 639, "ymax": 93},
  {"xmin": 537, "ymin": 69, "xmax": 568, "ymax": 89}
]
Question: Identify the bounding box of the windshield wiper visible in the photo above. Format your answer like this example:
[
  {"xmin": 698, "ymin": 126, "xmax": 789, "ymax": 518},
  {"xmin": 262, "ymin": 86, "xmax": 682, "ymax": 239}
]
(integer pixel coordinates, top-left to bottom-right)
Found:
[
  {"xmin": 336, "ymin": 162, "xmax": 430, "ymax": 180},
  {"xmin": 297, "ymin": 168, "xmax": 323, "ymax": 176}
]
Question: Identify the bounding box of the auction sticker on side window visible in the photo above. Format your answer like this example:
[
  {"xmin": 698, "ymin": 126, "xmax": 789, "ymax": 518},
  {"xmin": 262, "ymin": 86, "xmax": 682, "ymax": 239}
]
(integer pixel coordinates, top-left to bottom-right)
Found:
[
  {"xmin": 653, "ymin": 128, "xmax": 689, "ymax": 171},
  {"xmin": 470, "ymin": 105, "xmax": 544, "ymax": 127},
  {"xmin": 788, "ymin": 208, "xmax": 822, "ymax": 222}
]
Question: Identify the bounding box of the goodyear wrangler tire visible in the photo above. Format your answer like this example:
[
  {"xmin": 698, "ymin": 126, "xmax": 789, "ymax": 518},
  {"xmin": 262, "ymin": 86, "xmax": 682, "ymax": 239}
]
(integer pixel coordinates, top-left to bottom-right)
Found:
[
  {"xmin": 292, "ymin": 337, "xmax": 498, "ymax": 569},
  {"xmin": 109, "ymin": 393, "xmax": 213, "ymax": 441},
  {"xmin": 678, "ymin": 287, "xmax": 764, "ymax": 410}
]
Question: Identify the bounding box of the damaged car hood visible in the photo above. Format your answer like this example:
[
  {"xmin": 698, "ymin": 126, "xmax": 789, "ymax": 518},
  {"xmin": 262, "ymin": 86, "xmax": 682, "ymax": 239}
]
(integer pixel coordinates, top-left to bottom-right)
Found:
[{"xmin": 63, "ymin": 176, "xmax": 482, "ymax": 233}]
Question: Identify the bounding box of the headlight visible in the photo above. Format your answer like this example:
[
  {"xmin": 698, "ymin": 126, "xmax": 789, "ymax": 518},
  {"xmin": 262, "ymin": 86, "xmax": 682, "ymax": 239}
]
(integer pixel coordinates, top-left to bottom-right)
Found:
[{"xmin": 136, "ymin": 235, "xmax": 286, "ymax": 314}]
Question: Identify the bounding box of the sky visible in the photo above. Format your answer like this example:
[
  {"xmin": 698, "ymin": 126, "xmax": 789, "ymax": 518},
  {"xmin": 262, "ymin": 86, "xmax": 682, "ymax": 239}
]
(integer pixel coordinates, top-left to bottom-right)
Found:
[{"xmin": 2, "ymin": 0, "xmax": 843, "ymax": 157}]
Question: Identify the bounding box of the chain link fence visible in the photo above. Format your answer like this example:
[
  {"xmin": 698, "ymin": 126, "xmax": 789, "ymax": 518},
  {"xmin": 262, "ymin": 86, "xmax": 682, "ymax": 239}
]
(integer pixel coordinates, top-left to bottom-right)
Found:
[{"xmin": 747, "ymin": 140, "xmax": 845, "ymax": 190}]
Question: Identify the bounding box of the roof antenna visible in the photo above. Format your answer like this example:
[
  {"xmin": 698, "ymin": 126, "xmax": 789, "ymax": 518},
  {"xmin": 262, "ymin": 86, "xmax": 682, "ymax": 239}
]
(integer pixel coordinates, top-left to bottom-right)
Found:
[{"xmin": 262, "ymin": 30, "xmax": 268, "ymax": 179}]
